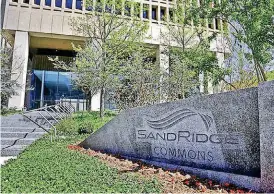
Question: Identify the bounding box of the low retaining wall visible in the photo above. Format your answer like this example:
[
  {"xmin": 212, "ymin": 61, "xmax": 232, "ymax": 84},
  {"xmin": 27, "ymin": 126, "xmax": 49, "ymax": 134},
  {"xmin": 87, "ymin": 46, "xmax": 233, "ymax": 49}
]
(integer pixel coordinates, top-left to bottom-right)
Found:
[{"xmin": 80, "ymin": 80, "xmax": 274, "ymax": 192}]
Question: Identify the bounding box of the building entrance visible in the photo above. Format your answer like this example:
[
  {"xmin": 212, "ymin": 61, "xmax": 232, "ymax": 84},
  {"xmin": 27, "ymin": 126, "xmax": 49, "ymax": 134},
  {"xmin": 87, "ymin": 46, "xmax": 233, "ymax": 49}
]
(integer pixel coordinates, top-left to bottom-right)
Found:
[{"xmin": 29, "ymin": 70, "xmax": 84, "ymax": 109}]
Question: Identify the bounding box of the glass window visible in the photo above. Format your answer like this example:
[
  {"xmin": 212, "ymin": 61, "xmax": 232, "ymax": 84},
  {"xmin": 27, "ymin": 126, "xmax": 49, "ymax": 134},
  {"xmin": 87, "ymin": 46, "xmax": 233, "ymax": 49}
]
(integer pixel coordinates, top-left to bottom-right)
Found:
[
  {"xmin": 96, "ymin": 0, "xmax": 103, "ymax": 12},
  {"xmin": 45, "ymin": 0, "xmax": 51, "ymax": 6},
  {"xmin": 56, "ymin": 0, "xmax": 62, "ymax": 7},
  {"xmin": 30, "ymin": 70, "xmax": 84, "ymax": 109},
  {"xmin": 66, "ymin": 0, "xmax": 72, "ymax": 8},
  {"xmin": 76, "ymin": 0, "xmax": 82, "ymax": 10},
  {"xmin": 105, "ymin": 5, "xmax": 112, "ymax": 13},
  {"xmin": 143, "ymin": 4, "xmax": 149, "ymax": 19},
  {"xmin": 208, "ymin": 19, "xmax": 213, "ymax": 29},
  {"xmin": 215, "ymin": 19, "xmax": 220, "ymax": 30},
  {"xmin": 34, "ymin": 0, "xmax": 40, "ymax": 5},
  {"xmin": 152, "ymin": 7, "xmax": 157, "ymax": 20},
  {"xmin": 125, "ymin": 2, "xmax": 131, "ymax": 16},
  {"xmin": 169, "ymin": 9, "xmax": 174, "ymax": 22},
  {"xmin": 134, "ymin": 3, "xmax": 140, "ymax": 18},
  {"xmin": 160, "ymin": 7, "xmax": 166, "ymax": 21}
]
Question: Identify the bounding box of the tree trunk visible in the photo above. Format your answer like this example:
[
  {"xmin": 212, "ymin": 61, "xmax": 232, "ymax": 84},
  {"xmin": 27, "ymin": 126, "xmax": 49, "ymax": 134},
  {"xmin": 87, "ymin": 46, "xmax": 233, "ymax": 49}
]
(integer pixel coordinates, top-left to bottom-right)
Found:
[
  {"xmin": 251, "ymin": 48, "xmax": 267, "ymax": 82},
  {"xmin": 86, "ymin": 91, "xmax": 92, "ymax": 112},
  {"xmin": 99, "ymin": 87, "xmax": 105, "ymax": 118},
  {"xmin": 255, "ymin": 61, "xmax": 267, "ymax": 82},
  {"xmin": 203, "ymin": 71, "xmax": 209, "ymax": 94}
]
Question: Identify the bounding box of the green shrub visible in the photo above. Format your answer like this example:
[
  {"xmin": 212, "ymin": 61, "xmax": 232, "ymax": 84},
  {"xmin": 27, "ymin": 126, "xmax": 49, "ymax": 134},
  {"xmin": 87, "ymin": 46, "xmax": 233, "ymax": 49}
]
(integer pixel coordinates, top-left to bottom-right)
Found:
[
  {"xmin": 267, "ymin": 70, "xmax": 274, "ymax": 81},
  {"xmin": 55, "ymin": 111, "xmax": 116, "ymax": 136},
  {"xmin": 54, "ymin": 119, "xmax": 80, "ymax": 135},
  {"xmin": 0, "ymin": 107, "xmax": 21, "ymax": 116}
]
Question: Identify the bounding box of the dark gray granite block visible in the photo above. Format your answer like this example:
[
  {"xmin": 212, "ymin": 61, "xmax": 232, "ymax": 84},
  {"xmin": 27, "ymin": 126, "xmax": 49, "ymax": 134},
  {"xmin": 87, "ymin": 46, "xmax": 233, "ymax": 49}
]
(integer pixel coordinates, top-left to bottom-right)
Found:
[
  {"xmin": 259, "ymin": 81, "xmax": 274, "ymax": 192},
  {"xmin": 80, "ymin": 80, "xmax": 274, "ymax": 192}
]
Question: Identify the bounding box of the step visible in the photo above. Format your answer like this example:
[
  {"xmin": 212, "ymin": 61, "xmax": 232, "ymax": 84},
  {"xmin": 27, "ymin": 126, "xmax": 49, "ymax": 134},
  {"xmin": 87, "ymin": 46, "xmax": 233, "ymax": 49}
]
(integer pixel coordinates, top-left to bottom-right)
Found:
[
  {"xmin": 1, "ymin": 121, "xmax": 55, "ymax": 128},
  {"xmin": 1, "ymin": 117, "xmax": 57, "ymax": 123},
  {"xmin": 0, "ymin": 127, "xmax": 49, "ymax": 133},
  {"xmin": 1, "ymin": 138, "xmax": 37, "ymax": 146},
  {"xmin": 1, "ymin": 127, "xmax": 36, "ymax": 133},
  {"xmin": 1, "ymin": 144, "xmax": 28, "ymax": 150},
  {"xmin": 1, "ymin": 121, "xmax": 46, "ymax": 128},
  {"xmin": 1, "ymin": 145, "xmax": 27, "ymax": 156},
  {"xmin": 0, "ymin": 114, "xmax": 24, "ymax": 120},
  {"xmin": 1, "ymin": 149, "xmax": 23, "ymax": 156},
  {"xmin": 22, "ymin": 114, "xmax": 66, "ymax": 121},
  {"xmin": 1, "ymin": 112, "xmax": 59, "ymax": 129},
  {"xmin": 1, "ymin": 132, "xmax": 46, "ymax": 139},
  {"xmin": 1, "ymin": 112, "xmax": 60, "ymax": 120}
]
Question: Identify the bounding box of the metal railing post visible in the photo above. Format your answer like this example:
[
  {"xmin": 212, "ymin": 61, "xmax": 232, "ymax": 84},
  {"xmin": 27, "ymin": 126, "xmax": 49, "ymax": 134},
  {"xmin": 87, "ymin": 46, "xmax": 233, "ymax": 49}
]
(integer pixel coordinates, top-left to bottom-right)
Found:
[
  {"xmin": 58, "ymin": 105, "xmax": 69, "ymax": 118},
  {"xmin": 62, "ymin": 104, "xmax": 73, "ymax": 115},
  {"xmin": 55, "ymin": 105, "xmax": 67, "ymax": 118},
  {"xmin": 68, "ymin": 102, "xmax": 76, "ymax": 112},
  {"xmin": 44, "ymin": 107, "xmax": 59, "ymax": 123},
  {"xmin": 49, "ymin": 107, "xmax": 63, "ymax": 120},
  {"xmin": 37, "ymin": 111, "xmax": 57, "ymax": 136},
  {"xmin": 20, "ymin": 113, "xmax": 50, "ymax": 133}
]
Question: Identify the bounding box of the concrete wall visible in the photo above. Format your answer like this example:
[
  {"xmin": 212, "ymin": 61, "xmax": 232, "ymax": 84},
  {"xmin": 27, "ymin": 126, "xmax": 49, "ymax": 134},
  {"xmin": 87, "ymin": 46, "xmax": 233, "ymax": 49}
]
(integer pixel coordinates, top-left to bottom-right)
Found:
[{"xmin": 3, "ymin": 0, "xmax": 229, "ymax": 53}]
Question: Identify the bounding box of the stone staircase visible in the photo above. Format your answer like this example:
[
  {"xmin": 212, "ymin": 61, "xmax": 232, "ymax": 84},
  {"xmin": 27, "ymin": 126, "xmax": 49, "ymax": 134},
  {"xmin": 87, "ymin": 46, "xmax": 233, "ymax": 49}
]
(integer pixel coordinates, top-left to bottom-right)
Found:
[{"xmin": 1, "ymin": 112, "xmax": 57, "ymax": 156}]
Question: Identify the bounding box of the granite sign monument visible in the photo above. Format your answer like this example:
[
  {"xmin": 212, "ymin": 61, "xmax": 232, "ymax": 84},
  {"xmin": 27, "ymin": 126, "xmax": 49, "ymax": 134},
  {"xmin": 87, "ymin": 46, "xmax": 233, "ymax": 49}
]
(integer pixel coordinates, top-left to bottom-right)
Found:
[{"xmin": 80, "ymin": 81, "xmax": 274, "ymax": 192}]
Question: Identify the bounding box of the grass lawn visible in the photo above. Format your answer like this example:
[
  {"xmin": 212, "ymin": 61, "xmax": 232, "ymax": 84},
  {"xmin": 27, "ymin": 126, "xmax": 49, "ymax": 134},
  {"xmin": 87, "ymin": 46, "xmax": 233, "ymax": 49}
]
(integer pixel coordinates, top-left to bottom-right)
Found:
[{"xmin": 1, "ymin": 112, "xmax": 161, "ymax": 193}]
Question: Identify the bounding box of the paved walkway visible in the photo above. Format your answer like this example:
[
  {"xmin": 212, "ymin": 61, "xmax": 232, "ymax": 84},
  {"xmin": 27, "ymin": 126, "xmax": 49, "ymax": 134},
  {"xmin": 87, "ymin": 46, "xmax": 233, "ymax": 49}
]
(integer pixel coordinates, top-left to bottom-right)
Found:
[{"xmin": 1, "ymin": 112, "xmax": 56, "ymax": 157}]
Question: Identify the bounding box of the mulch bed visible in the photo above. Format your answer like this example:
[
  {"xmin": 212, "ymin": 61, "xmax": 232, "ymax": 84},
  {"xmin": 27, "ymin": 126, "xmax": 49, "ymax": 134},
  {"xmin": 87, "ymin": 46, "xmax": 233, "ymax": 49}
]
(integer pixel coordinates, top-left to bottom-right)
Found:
[{"xmin": 68, "ymin": 144, "xmax": 255, "ymax": 193}]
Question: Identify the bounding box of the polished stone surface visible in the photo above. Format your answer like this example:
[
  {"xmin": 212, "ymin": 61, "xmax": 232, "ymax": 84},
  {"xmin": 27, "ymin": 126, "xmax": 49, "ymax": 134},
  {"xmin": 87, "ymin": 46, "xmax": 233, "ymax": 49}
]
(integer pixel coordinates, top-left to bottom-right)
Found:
[
  {"xmin": 259, "ymin": 81, "xmax": 274, "ymax": 192},
  {"xmin": 80, "ymin": 80, "xmax": 274, "ymax": 192}
]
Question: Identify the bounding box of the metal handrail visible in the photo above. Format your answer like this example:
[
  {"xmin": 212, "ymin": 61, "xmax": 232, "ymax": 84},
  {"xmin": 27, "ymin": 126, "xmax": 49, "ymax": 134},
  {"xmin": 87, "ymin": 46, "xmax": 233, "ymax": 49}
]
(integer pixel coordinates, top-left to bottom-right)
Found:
[
  {"xmin": 20, "ymin": 102, "xmax": 75, "ymax": 139},
  {"xmin": 20, "ymin": 114, "xmax": 50, "ymax": 133},
  {"xmin": 37, "ymin": 111, "xmax": 57, "ymax": 136}
]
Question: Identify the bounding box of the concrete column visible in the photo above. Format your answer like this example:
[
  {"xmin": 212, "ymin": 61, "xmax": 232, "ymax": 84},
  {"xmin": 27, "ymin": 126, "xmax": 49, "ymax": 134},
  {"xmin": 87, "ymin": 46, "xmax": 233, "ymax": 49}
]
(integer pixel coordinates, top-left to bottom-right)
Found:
[
  {"xmin": 157, "ymin": 45, "xmax": 169, "ymax": 102},
  {"xmin": 8, "ymin": 31, "xmax": 29, "ymax": 110},
  {"xmin": 24, "ymin": 59, "xmax": 33, "ymax": 109},
  {"xmin": 40, "ymin": 70, "xmax": 45, "ymax": 108},
  {"xmin": 157, "ymin": 45, "xmax": 169, "ymax": 74},
  {"xmin": 91, "ymin": 92, "xmax": 100, "ymax": 111},
  {"xmin": 215, "ymin": 52, "xmax": 225, "ymax": 93}
]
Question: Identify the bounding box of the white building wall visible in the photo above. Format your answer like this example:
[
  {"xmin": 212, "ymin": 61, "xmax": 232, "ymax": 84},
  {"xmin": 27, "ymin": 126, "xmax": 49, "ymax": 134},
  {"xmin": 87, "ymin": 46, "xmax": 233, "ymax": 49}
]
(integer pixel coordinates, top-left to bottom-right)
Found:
[
  {"xmin": 8, "ymin": 31, "xmax": 29, "ymax": 109},
  {"xmin": 91, "ymin": 92, "xmax": 100, "ymax": 111},
  {"xmin": 3, "ymin": 0, "xmax": 228, "ymax": 53}
]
